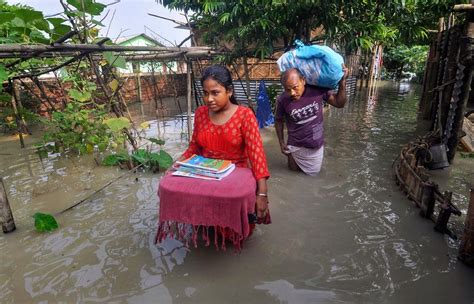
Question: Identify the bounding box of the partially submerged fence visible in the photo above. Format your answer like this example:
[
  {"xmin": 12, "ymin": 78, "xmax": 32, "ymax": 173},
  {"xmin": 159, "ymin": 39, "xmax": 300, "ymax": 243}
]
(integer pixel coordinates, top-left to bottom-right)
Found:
[
  {"xmin": 418, "ymin": 12, "xmax": 474, "ymax": 160},
  {"xmin": 394, "ymin": 137, "xmax": 461, "ymax": 239}
]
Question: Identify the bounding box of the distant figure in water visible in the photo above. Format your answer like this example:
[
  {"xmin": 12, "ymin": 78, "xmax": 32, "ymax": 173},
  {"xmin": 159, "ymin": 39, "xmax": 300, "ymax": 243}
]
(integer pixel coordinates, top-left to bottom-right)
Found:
[{"xmin": 274, "ymin": 65, "xmax": 348, "ymax": 175}]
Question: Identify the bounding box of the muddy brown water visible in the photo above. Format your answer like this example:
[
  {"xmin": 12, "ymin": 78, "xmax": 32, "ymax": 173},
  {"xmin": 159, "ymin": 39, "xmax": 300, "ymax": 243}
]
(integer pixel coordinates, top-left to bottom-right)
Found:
[{"xmin": 1, "ymin": 82, "xmax": 473, "ymax": 303}]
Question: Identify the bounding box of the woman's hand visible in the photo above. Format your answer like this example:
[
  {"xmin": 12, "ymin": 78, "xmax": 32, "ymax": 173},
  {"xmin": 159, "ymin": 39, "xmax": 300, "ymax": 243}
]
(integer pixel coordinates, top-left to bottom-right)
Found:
[{"xmin": 256, "ymin": 195, "xmax": 269, "ymax": 219}]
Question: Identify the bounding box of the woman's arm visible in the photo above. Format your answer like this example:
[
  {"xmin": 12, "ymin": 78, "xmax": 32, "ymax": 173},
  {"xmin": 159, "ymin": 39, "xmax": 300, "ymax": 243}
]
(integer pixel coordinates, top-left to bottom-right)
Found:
[
  {"xmin": 241, "ymin": 108, "xmax": 270, "ymax": 218},
  {"xmin": 256, "ymin": 178, "xmax": 269, "ymax": 218}
]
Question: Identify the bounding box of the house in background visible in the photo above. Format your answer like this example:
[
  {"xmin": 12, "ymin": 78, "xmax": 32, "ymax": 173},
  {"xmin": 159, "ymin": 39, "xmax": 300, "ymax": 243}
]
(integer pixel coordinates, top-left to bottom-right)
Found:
[{"xmin": 115, "ymin": 33, "xmax": 184, "ymax": 74}]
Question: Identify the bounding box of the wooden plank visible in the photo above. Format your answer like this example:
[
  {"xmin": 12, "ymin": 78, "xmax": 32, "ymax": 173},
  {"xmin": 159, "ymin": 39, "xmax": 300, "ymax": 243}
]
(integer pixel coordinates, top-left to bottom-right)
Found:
[
  {"xmin": 0, "ymin": 178, "xmax": 16, "ymax": 233},
  {"xmin": 459, "ymin": 188, "xmax": 474, "ymax": 267}
]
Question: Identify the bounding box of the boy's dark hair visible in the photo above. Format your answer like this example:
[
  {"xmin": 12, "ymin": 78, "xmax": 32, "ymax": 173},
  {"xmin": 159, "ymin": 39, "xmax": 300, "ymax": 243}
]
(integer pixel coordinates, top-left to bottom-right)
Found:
[{"xmin": 201, "ymin": 65, "xmax": 238, "ymax": 105}]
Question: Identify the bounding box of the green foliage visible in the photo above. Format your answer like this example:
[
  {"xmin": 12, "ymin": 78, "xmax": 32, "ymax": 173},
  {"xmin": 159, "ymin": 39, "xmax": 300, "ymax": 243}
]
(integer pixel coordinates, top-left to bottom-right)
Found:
[
  {"xmin": 157, "ymin": 0, "xmax": 465, "ymax": 58},
  {"xmin": 131, "ymin": 149, "xmax": 173, "ymax": 170},
  {"xmin": 102, "ymin": 151, "xmax": 130, "ymax": 166},
  {"xmin": 0, "ymin": 2, "xmax": 71, "ymax": 44},
  {"xmin": 459, "ymin": 152, "xmax": 474, "ymax": 159},
  {"xmin": 384, "ymin": 45, "xmax": 429, "ymax": 81},
  {"xmin": 33, "ymin": 212, "xmax": 59, "ymax": 232},
  {"xmin": 103, "ymin": 52, "xmax": 127, "ymax": 69},
  {"xmin": 37, "ymin": 102, "xmax": 126, "ymax": 155},
  {"xmin": 66, "ymin": 0, "xmax": 106, "ymax": 16},
  {"xmin": 0, "ymin": 104, "xmax": 39, "ymax": 133},
  {"xmin": 148, "ymin": 138, "xmax": 165, "ymax": 145},
  {"xmin": 68, "ymin": 88, "xmax": 92, "ymax": 102},
  {"xmin": 103, "ymin": 117, "xmax": 131, "ymax": 132},
  {"xmin": 102, "ymin": 147, "xmax": 173, "ymax": 172},
  {"xmin": 0, "ymin": 65, "xmax": 8, "ymax": 85},
  {"xmin": 266, "ymin": 84, "xmax": 280, "ymax": 112}
]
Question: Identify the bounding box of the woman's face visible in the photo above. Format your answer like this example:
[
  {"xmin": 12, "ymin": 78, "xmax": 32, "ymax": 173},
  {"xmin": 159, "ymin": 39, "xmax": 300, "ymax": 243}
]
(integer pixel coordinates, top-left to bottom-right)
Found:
[{"xmin": 202, "ymin": 78, "xmax": 233, "ymax": 112}]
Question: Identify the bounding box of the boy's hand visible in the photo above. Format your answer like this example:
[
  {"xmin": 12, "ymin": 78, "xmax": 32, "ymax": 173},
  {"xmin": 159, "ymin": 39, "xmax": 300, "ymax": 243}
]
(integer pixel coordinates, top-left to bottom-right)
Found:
[{"xmin": 341, "ymin": 64, "xmax": 349, "ymax": 80}]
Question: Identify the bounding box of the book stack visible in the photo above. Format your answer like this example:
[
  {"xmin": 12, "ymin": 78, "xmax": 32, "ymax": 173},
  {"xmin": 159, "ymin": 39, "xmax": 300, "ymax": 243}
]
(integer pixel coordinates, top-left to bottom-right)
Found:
[{"xmin": 172, "ymin": 154, "xmax": 235, "ymax": 181}]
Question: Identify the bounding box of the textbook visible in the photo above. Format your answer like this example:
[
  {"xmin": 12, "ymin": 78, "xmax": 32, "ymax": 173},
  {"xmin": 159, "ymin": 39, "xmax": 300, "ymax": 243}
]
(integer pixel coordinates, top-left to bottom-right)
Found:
[
  {"xmin": 171, "ymin": 164, "xmax": 235, "ymax": 181},
  {"xmin": 176, "ymin": 154, "xmax": 234, "ymax": 173}
]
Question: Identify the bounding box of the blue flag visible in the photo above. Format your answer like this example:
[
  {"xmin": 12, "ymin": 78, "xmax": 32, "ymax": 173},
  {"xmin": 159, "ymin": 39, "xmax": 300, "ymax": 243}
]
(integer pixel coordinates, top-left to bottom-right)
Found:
[{"xmin": 256, "ymin": 80, "xmax": 275, "ymax": 129}]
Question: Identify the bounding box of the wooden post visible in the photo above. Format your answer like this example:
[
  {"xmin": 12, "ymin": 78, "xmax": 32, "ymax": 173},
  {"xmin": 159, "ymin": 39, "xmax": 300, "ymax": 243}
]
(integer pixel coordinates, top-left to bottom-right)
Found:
[
  {"xmin": 446, "ymin": 18, "xmax": 474, "ymax": 161},
  {"xmin": 186, "ymin": 58, "xmax": 192, "ymax": 138},
  {"xmin": 136, "ymin": 71, "xmax": 142, "ymax": 103},
  {"xmin": 0, "ymin": 178, "xmax": 16, "ymax": 233},
  {"xmin": 434, "ymin": 191, "xmax": 454, "ymax": 234},
  {"xmin": 459, "ymin": 188, "xmax": 474, "ymax": 267},
  {"xmin": 9, "ymin": 81, "xmax": 25, "ymax": 148},
  {"xmin": 420, "ymin": 184, "xmax": 435, "ymax": 218}
]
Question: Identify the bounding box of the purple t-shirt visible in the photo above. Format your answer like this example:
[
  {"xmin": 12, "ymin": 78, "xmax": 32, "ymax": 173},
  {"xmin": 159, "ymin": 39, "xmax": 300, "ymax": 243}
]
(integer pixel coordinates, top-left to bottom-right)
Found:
[{"xmin": 275, "ymin": 85, "xmax": 330, "ymax": 149}]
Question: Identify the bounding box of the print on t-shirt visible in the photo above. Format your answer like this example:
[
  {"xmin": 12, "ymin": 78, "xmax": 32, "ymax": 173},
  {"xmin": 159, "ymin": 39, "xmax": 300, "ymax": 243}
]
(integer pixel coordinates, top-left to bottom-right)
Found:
[{"xmin": 290, "ymin": 100, "xmax": 320, "ymax": 124}]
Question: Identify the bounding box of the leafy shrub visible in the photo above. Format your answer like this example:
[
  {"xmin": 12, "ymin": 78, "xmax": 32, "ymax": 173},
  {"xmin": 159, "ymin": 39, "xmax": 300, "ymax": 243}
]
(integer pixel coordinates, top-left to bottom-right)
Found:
[{"xmin": 36, "ymin": 102, "xmax": 129, "ymax": 156}]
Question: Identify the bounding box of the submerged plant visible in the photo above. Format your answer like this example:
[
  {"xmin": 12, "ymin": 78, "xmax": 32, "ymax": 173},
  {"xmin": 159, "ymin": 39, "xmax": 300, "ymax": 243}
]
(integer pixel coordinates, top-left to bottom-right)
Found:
[
  {"xmin": 33, "ymin": 212, "xmax": 59, "ymax": 232},
  {"xmin": 102, "ymin": 137, "xmax": 173, "ymax": 172},
  {"xmin": 36, "ymin": 102, "xmax": 130, "ymax": 157}
]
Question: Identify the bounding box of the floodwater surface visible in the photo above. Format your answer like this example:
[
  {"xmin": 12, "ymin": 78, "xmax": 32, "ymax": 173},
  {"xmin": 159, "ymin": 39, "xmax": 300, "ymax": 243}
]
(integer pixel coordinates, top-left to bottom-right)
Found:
[{"xmin": 0, "ymin": 82, "xmax": 473, "ymax": 303}]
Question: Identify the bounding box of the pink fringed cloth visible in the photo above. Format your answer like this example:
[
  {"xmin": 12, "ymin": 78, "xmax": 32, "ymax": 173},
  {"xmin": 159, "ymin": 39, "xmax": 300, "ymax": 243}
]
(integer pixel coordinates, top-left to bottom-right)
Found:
[{"xmin": 155, "ymin": 167, "xmax": 271, "ymax": 251}]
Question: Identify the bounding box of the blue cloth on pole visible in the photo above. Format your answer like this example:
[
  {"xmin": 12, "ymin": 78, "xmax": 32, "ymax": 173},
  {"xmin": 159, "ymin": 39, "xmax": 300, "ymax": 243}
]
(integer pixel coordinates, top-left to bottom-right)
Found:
[{"xmin": 256, "ymin": 80, "xmax": 274, "ymax": 129}]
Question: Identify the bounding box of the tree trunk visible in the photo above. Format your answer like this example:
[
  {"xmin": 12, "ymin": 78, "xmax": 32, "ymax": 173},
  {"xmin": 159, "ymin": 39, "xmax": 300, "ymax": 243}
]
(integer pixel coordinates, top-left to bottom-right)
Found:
[{"xmin": 242, "ymin": 55, "xmax": 254, "ymax": 110}]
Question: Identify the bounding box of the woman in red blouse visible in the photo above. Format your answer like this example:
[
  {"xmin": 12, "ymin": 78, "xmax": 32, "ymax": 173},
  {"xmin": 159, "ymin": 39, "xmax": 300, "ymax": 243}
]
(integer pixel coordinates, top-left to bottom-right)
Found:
[{"xmin": 180, "ymin": 65, "xmax": 270, "ymax": 221}]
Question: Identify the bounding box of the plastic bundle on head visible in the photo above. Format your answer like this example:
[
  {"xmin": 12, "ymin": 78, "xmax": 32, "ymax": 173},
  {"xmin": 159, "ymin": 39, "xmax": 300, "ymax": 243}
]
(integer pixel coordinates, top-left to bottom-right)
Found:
[{"xmin": 277, "ymin": 40, "xmax": 344, "ymax": 89}]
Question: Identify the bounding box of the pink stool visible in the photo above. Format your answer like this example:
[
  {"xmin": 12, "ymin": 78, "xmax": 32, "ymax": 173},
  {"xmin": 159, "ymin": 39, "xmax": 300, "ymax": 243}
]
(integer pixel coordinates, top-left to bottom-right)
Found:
[{"xmin": 156, "ymin": 167, "xmax": 257, "ymax": 250}]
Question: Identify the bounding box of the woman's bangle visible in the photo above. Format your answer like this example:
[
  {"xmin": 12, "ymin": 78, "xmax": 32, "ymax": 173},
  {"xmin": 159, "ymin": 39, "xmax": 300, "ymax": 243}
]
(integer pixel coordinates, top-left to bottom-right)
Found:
[{"xmin": 257, "ymin": 193, "xmax": 267, "ymax": 197}]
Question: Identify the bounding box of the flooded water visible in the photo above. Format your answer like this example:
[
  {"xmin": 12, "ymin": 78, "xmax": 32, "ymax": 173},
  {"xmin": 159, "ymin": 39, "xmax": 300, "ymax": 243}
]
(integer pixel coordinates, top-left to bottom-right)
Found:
[{"xmin": 1, "ymin": 81, "xmax": 473, "ymax": 303}]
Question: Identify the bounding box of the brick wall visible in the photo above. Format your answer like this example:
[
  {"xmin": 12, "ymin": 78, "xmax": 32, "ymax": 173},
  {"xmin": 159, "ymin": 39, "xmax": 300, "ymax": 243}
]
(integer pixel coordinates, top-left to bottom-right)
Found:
[
  {"xmin": 19, "ymin": 74, "xmax": 188, "ymax": 116},
  {"xmin": 121, "ymin": 73, "xmax": 187, "ymax": 103}
]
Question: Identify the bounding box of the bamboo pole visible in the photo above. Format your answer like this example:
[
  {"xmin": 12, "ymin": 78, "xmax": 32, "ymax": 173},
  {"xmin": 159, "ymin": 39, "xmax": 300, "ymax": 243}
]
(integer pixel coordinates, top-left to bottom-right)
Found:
[
  {"xmin": 9, "ymin": 81, "xmax": 25, "ymax": 148},
  {"xmin": 0, "ymin": 44, "xmax": 212, "ymax": 54},
  {"xmin": 0, "ymin": 178, "xmax": 16, "ymax": 233},
  {"xmin": 186, "ymin": 59, "xmax": 192, "ymax": 138},
  {"xmin": 459, "ymin": 188, "xmax": 474, "ymax": 267}
]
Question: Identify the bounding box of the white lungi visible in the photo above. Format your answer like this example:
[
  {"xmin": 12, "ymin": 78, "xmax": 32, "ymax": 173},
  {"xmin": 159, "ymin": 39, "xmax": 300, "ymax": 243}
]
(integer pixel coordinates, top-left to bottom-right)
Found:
[{"xmin": 287, "ymin": 145, "xmax": 324, "ymax": 176}]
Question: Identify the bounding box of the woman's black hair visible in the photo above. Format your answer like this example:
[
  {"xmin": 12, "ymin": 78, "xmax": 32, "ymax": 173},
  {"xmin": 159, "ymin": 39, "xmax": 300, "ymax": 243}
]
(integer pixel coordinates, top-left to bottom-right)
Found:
[{"xmin": 200, "ymin": 65, "xmax": 238, "ymax": 105}]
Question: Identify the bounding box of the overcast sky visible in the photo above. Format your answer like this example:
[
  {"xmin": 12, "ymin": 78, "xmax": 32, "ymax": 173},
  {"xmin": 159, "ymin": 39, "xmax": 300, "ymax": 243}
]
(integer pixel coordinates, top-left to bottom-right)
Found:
[{"xmin": 14, "ymin": 0, "xmax": 191, "ymax": 46}]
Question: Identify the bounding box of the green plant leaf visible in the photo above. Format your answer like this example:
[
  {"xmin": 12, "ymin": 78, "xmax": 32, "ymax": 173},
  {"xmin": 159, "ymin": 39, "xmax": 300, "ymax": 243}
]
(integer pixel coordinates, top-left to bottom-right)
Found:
[
  {"xmin": 0, "ymin": 12, "xmax": 15, "ymax": 24},
  {"xmin": 108, "ymin": 79, "xmax": 119, "ymax": 92},
  {"xmin": 102, "ymin": 152, "xmax": 130, "ymax": 166},
  {"xmin": 68, "ymin": 88, "xmax": 91, "ymax": 102},
  {"xmin": 33, "ymin": 212, "xmax": 59, "ymax": 232},
  {"xmin": 103, "ymin": 52, "xmax": 127, "ymax": 69},
  {"xmin": 131, "ymin": 149, "xmax": 149, "ymax": 167},
  {"xmin": 148, "ymin": 138, "xmax": 165, "ymax": 145},
  {"xmin": 157, "ymin": 150, "xmax": 173, "ymax": 170},
  {"xmin": 0, "ymin": 64, "xmax": 9, "ymax": 85},
  {"xmin": 103, "ymin": 117, "xmax": 130, "ymax": 132},
  {"xmin": 15, "ymin": 9, "xmax": 44, "ymax": 24},
  {"xmin": 66, "ymin": 0, "xmax": 106, "ymax": 16}
]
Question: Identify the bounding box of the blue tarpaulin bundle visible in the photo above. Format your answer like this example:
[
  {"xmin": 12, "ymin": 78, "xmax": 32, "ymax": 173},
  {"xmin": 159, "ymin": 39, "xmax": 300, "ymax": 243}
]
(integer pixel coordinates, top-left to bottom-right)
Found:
[
  {"xmin": 277, "ymin": 40, "xmax": 344, "ymax": 89},
  {"xmin": 255, "ymin": 80, "xmax": 274, "ymax": 129}
]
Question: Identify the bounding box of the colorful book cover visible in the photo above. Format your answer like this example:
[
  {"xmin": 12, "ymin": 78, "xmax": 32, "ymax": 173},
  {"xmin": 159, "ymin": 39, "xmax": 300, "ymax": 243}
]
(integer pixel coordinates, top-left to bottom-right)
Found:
[
  {"xmin": 171, "ymin": 165, "xmax": 235, "ymax": 181},
  {"xmin": 173, "ymin": 163, "xmax": 235, "ymax": 178},
  {"xmin": 176, "ymin": 154, "xmax": 234, "ymax": 173}
]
